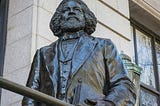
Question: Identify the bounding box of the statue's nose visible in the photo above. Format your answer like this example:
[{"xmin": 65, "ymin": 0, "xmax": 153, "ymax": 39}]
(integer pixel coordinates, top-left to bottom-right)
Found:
[
  {"xmin": 68, "ymin": 11, "xmax": 76, "ymax": 15},
  {"xmin": 68, "ymin": 9, "xmax": 76, "ymax": 15},
  {"xmin": 70, "ymin": 8, "xmax": 74, "ymax": 12}
]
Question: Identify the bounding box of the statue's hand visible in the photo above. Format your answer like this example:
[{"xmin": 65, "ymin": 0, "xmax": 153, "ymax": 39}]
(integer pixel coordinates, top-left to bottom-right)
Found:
[
  {"xmin": 84, "ymin": 98, "xmax": 97, "ymax": 105},
  {"xmin": 85, "ymin": 97, "xmax": 114, "ymax": 106}
]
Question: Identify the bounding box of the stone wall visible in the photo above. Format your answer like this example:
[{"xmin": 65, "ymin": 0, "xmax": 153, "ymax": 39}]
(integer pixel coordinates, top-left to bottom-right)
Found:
[
  {"xmin": 1, "ymin": 0, "xmax": 34, "ymax": 106},
  {"xmin": 1, "ymin": 0, "xmax": 132, "ymax": 106}
]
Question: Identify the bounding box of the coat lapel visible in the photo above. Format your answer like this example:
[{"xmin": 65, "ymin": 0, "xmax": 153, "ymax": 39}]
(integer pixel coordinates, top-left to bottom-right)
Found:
[
  {"xmin": 42, "ymin": 35, "xmax": 98, "ymax": 96},
  {"xmin": 71, "ymin": 35, "xmax": 97, "ymax": 78},
  {"xmin": 42, "ymin": 40, "xmax": 59, "ymax": 96}
]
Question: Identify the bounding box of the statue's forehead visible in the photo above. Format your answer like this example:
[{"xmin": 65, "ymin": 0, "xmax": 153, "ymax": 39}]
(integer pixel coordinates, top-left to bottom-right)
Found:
[{"xmin": 63, "ymin": 1, "xmax": 81, "ymax": 8}]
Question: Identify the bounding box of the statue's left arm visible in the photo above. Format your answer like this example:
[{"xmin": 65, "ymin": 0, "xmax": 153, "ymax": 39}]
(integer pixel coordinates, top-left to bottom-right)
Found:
[{"xmin": 103, "ymin": 39, "xmax": 136, "ymax": 106}]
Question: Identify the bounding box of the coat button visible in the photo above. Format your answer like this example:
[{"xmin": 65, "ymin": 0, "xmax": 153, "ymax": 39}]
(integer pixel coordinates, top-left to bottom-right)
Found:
[
  {"xmin": 63, "ymin": 70, "xmax": 67, "ymax": 73},
  {"xmin": 63, "ymin": 78, "xmax": 66, "ymax": 81},
  {"xmin": 78, "ymin": 77, "xmax": 82, "ymax": 83},
  {"xmin": 63, "ymin": 61, "xmax": 68, "ymax": 65},
  {"xmin": 62, "ymin": 84, "xmax": 65, "ymax": 88}
]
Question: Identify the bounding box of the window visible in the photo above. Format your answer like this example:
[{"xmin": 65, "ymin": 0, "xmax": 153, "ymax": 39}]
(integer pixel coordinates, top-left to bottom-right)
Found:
[
  {"xmin": 136, "ymin": 30, "xmax": 156, "ymax": 88},
  {"xmin": 132, "ymin": 22, "xmax": 160, "ymax": 106},
  {"xmin": 155, "ymin": 41, "xmax": 160, "ymax": 87}
]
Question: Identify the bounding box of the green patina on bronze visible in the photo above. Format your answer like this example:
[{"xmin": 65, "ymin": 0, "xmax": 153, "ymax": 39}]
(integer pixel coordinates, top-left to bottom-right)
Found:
[
  {"xmin": 120, "ymin": 52, "xmax": 142, "ymax": 75},
  {"xmin": 120, "ymin": 52, "xmax": 142, "ymax": 106}
]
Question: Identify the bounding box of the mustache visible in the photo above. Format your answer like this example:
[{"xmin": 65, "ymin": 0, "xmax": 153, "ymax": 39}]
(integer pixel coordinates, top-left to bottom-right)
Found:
[{"xmin": 66, "ymin": 16, "xmax": 80, "ymax": 21}]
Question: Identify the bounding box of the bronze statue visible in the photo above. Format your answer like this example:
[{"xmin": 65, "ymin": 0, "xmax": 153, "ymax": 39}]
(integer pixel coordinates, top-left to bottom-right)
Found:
[{"xmin": 22, "ymin": 0, "xmax": 136, "ymax": 105}]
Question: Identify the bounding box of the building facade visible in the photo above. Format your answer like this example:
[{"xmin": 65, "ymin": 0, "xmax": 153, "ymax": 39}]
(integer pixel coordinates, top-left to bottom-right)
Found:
[{"xmin": 0, "ymin": 0, "xmax": 159, "ymax": 106}]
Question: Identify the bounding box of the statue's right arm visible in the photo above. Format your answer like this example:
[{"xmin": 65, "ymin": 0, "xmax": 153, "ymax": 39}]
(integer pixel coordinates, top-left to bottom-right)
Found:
[{"xmin": 22, "ymin": 50, "xmax": 41, "ymax": 106}]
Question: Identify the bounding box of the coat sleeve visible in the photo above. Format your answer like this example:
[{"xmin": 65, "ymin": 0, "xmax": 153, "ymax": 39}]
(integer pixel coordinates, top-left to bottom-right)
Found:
[
  {"xmin": 104, "ymin": 40, "xmax": 136, "ymax": 106},
  {"xmin": 22, "ymin": 49, "xmax": 41, "ymax": 106}
]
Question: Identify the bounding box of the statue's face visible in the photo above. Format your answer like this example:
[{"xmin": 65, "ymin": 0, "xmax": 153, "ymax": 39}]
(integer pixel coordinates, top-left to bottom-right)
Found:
[
  {"xmin": 62, "ymin": 1, "xmax": 84, "ymax": 23},
  {"xmin": 60, "ymin": 1, "xmax": 85, "ymax": 32}
]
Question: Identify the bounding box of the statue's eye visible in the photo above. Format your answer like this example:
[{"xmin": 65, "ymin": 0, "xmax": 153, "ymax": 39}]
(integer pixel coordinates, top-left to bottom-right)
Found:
[
  {"xmin": 74, "ymin": 7, "xmax": 82, "ymax": 12},
  {"xmin": 62, "ymin": 8, "xmax": 69, "ymax": 12}
]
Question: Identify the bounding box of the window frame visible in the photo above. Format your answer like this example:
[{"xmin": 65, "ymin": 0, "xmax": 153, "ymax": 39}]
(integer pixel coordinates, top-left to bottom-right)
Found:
[{"xmin": 131, "ymin": 20, "xmax": 160, "ymax": 106}]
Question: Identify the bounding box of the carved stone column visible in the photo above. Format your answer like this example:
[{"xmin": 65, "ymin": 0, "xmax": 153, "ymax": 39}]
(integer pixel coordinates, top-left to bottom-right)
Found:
[{"xmin": 120, "ymin": 52, "xmax": 142, "ymax": 106}]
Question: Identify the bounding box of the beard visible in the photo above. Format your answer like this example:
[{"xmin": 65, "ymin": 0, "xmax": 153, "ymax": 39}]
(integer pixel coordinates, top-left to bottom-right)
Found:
[{"xmin": 60, "ymin": 18, "xmax": 85, "ymax": 32}]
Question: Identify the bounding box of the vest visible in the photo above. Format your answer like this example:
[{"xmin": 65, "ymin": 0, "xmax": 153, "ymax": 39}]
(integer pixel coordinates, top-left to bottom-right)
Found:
[{"xmin": 57, "ymin": 38, "xmax": 79, "ymax": 101}]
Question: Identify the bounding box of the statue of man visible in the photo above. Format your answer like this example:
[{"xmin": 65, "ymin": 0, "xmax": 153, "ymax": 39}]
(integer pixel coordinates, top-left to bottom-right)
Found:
[{"xmin": 22, "ymin": 0, "xmax": 136, "ymax": 106}]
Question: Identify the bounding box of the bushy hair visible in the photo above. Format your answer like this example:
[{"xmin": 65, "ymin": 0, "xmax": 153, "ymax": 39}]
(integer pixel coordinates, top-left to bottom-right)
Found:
[{"xmin": 49, "ymin": 0, "xmax": 97, "ymax": 37}]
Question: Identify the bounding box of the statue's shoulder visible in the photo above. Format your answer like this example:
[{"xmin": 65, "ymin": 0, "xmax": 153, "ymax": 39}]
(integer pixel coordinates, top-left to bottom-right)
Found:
[
  {"xmin": 39, "ymin": 40, "xmax": 58, "ymax": 54},
  {"xmin": 94, "ymin": 36, "xmax": 113, "ymax": 46}
]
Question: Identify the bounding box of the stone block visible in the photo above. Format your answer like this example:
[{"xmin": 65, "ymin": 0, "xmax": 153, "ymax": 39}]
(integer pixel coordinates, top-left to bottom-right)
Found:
[
  {"xmin": 36, "ymin": 35, "xmax": 57, "ymax": 49},
  {"xmin": 34, "ymin": 7, "xmax": 55, "ymax": 42},
  {"xmin": 7, "ymin": 6, "xmax": 33, "ymax": 45},
  {"xmin": 3, "ymin": 36, "xmax": 32, "ymax": 75},
  {"xmin": 117, "ymin": 0, "xmax": 130, "ymax": 18},
  {"xmin": 3, "ymin": 65, "xmax": 30, "ymax": 85},
  {"xmin": 1, "ymin": 89, "xmax": 22, "ymax": 106},
  {"xmin": 8, "ymin": 0, "xmax": 33, "ymax": 17},
  {"xmin": 96, "ymin": 1, "xmax": 131, "ymax": 40},
  {"xmin": 35, "ymin": 0, "xmax": 97, "ymax": 16},
  {"xmin": 94, "ymin": 23, "xmax": 133, "ymax": 58},
  {"xmin": 100, "ymin": 0, "xmax": 117, "ymax": 9},
  {"xmin": 99, "ymin": 0, "xmax": 129, "ymax": 18},
  {"xmin": 9, "ymin": 100, "xmax": 21, "ymax": 106},
  {"xmin": 34, "ymin": 0, "xmax": 57, "ymax": 14},
  {"xmin": 120, "ymin": 37, "xmax": 133, "ymax": 59},
  {"xmin": 144, "ymin": 0, "xmax": 160, "ymax": 12},
  {"xmin": 93, "ymin": 23, "xmax": 121, "ymax": 52},
  {"xmin": 83, "ymin": 0, "xmax": 97, "ymax": 15},
  {"xmin": 1, "ymin": 66, "xmax": 30, "ymax": 106}
]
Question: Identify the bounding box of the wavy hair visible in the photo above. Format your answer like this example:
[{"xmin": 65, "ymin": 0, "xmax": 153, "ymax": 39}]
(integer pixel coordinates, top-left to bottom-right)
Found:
[{"xmin": 49, "ymin": 0, "xmax": 97, "ymax": 37}]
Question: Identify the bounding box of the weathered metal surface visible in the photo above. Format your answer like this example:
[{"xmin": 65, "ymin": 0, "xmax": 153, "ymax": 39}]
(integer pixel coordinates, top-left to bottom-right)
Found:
[{"xmin": 22, "ymin": 0, "xmax": 136, "ymax": 106}]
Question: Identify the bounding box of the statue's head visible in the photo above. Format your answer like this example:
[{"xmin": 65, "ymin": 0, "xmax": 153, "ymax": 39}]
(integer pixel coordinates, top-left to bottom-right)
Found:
[{"xmin": 50, "ymin": 0, "xmax": 97, "ymax": 37}]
